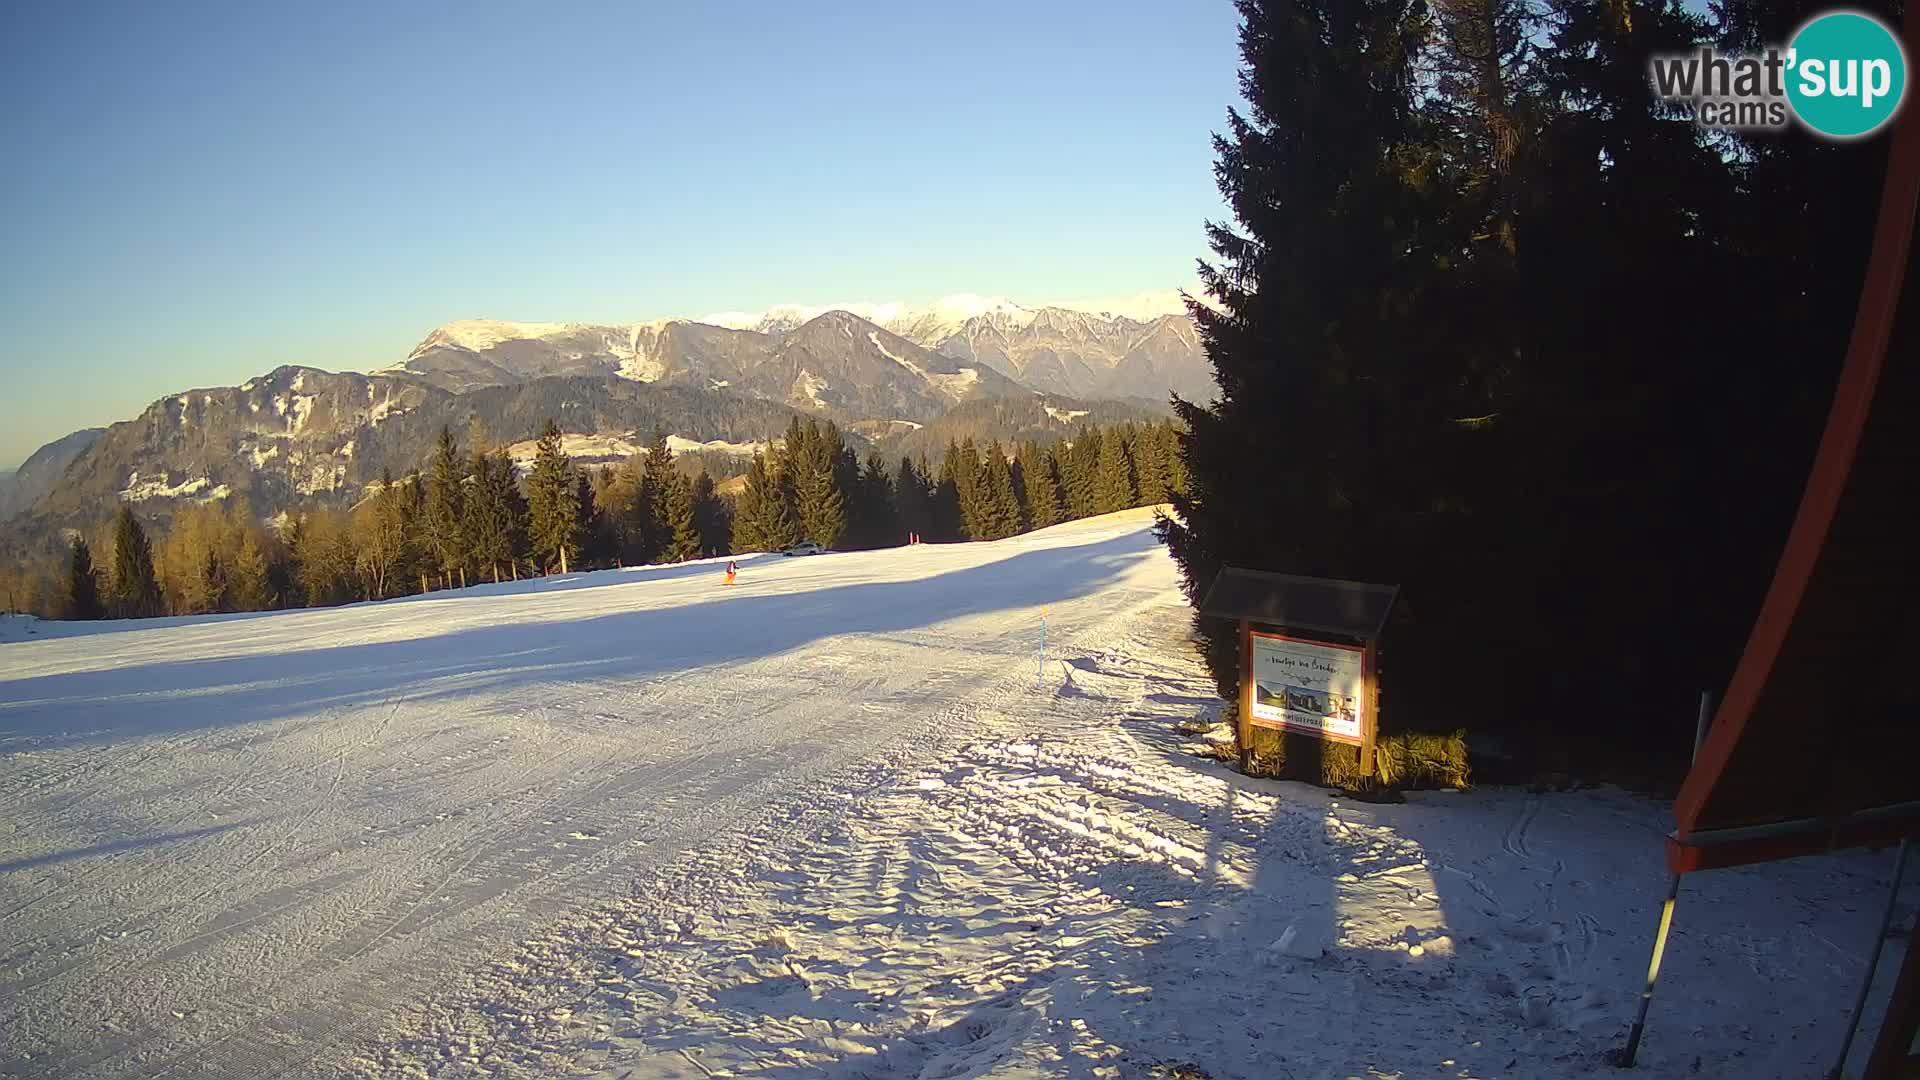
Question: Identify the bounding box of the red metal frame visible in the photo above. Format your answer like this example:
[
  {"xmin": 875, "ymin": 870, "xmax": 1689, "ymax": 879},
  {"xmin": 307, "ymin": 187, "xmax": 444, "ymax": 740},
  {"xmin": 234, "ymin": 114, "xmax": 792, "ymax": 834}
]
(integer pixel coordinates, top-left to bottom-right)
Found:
[{"xmin": 1672, "ymin": 15, "xmax": 1920, "ymax": 859}]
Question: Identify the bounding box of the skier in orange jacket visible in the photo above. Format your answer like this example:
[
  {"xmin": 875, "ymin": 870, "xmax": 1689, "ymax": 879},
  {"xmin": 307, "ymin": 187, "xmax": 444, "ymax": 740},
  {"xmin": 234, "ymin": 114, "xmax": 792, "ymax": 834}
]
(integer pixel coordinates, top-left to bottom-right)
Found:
[{"xmin": 722, "ymin": 560, "xmax": 737, "ymax": 586}]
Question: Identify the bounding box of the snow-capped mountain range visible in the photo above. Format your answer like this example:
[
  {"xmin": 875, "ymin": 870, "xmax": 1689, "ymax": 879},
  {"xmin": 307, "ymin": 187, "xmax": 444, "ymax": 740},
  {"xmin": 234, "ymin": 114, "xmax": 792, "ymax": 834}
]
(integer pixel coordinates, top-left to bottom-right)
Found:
[
  {"xmin": 0, "ymin": 293, "xmax": 1212, "ymax": 548},
  {"xmin": 383, "ymin": 292, "xmax": 1212, "ymax": 406}
]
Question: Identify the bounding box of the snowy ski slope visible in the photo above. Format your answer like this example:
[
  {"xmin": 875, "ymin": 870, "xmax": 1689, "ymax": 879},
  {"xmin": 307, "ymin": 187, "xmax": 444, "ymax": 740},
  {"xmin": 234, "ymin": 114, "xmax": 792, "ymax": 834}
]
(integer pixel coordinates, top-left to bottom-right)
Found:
[
  {"xmin": 2, "ymin": 509, "xmax": 1909, "ymax": 1079},
  {"xmin": 0, "ymin": 511, "xmax": 1173, "ymax": 1077}
]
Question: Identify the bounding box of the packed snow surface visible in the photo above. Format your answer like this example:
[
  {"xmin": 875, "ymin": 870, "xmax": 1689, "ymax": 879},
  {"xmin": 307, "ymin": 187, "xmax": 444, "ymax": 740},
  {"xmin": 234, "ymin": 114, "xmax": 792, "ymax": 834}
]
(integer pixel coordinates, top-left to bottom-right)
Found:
[{"xmin": 1, "ymin": 511, "xmax": 1909, "ymax": 1079}]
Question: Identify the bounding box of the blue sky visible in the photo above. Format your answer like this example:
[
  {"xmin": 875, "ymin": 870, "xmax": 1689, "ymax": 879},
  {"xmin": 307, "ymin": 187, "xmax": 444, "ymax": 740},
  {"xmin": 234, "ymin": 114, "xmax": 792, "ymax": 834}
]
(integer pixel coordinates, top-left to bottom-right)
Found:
[{"xmin": 0, "ymin": 1, "xmax": 1242, "ymax": 468}]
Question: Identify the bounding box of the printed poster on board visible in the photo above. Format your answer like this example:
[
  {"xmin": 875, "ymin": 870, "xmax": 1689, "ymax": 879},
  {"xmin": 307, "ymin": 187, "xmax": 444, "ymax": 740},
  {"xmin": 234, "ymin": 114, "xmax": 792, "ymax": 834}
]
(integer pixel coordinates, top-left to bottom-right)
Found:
[{"xmin": 1248, "ymin": 632, "xmax": 1365, "ymax": 743}]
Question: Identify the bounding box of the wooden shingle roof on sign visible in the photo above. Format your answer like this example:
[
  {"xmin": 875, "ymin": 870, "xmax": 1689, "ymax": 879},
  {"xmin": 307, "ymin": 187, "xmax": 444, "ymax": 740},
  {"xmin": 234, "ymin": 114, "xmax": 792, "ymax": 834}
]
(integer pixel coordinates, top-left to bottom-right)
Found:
[{"xmin": 1197, "ymin": 567, "xmax": 1398, "ymax": 641}]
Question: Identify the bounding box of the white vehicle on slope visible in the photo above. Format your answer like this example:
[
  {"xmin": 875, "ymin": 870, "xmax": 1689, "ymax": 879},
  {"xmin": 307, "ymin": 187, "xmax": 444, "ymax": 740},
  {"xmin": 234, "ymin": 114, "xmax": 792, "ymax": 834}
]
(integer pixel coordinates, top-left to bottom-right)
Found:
[{"xmin": 780, "ymin": 541, "xmax": 826, "ymax": 557}]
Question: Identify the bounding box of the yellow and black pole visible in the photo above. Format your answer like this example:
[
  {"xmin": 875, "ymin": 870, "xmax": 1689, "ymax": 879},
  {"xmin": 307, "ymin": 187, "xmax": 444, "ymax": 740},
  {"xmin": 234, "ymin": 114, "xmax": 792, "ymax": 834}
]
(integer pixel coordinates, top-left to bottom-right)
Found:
[
  {"xmin": 1616, "ymin": 873, "xmax": 1682, "ymax": 1067},
  {"xmin": 1616, "ymin": 691, "xmax": 1712, "ymax": 1069}
]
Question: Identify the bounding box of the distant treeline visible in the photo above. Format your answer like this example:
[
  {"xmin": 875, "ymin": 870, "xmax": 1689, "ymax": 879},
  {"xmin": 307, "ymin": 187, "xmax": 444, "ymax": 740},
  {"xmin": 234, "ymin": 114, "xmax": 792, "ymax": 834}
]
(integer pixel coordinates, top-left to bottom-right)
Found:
[{"xmin": 8, "ymin": 416, "xmax": 1184, "ymax": 621}]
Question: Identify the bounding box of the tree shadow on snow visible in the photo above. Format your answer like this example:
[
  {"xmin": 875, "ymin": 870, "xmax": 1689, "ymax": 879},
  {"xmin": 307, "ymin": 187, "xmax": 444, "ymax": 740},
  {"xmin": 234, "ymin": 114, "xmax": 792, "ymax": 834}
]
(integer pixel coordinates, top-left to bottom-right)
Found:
[{"xmin": 0, "ymin": 819, "xmax": 256, "ymax": 874}]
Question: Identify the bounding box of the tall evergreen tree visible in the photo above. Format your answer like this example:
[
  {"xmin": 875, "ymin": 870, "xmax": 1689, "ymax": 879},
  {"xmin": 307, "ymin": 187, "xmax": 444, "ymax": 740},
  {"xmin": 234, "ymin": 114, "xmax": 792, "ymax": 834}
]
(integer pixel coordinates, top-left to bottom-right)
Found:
[
  {"xmin": 658, "ymin": 472, "xmax": 703, "ymax": 562},
  {"xmin": 1161, "ymin": 0, "xmax": 1435, "ymax": 706},
  {"xmin": 109, "ymin": 506, "xmax": 161, "ymax": 618},
  {"xmin": 850, "ymin": 452, "xmax": 899, "ymax": 549},
  {"xmin": 575, "ymin": 471, "xmax": 611, "ymax": 567},
  {"xmin": 929, "ymin": 449, "xmax": 961, "ymax": 542},
  {"xmin": 465, "ymin": 448, "xmax": 523, "ymax": 583},
  {"xmin": 731, "ymin": 452, "xmax": 775, "ymax": 552},
  {"xmin": 976, "ymin": 442, "xmax": 1022, "ymax": 540},
  {"xmin": 733, "ymin": 451, "xmax": 801, "ymax": 551},
  {"xmin": 691, "ymin": 472, "xmax": 731, "ymax": 558},
  {"xmin": 1134, "ymin": 424, "xmax": 1172, "ymax": 505},
  {"xmin": 639, "ymin": 430, "xmax": 680, "ymax": 563},
  {"xmin": 1062, "ymin": 427, "xmax": 1102, "ymax": 520},
  {"xmin": 791, "ymin": 419, "xmax": 847, "ymax": 548},
  {"xmin": 526, "ymin": 419, "xmax": 581, "ymax": 574},
  {"xmin": 423, "ymin": 426, "xmax": 468, "ymax": 589},
  {"xmin": 949, "ymin": 438, "xmax": 987, "ymax": 539},
  {"xmin": 67, "ymin": 536, "xmax": 103, "ymax": 620},
  {"xmin": 1158, "ymin": 423, "xmax": 1189, "ymax": 498},
  {"xmin": 895, "ymin": 456, "xmax": 932, "ymax": 542},
  {"xmin": 1018, "ymin": 442, "xmax": 1063, "ymax": 531},
  {"xmin": 1094, "ymin": 428, "xmax": 1139, "ymax": 514}
]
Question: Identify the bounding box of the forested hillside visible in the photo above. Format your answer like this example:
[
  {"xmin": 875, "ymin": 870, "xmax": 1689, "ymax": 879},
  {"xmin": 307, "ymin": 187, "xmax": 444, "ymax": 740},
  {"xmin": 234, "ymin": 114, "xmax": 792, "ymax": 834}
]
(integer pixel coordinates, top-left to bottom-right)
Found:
[{"xmin": 4, "ymin": 415, "xmax": 1185, "ymax": 621}]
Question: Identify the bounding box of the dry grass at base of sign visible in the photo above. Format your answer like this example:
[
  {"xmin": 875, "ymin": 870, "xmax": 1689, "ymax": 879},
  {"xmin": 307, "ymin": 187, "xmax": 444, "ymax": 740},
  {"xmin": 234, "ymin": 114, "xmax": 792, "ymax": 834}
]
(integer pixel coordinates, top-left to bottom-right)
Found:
[
  {"xmin": 1376, "ymin": 730, "xmax": 1471, "ymax": 790},
  {"xmin": 1237, "ymin": 715, "xmax": 1470, "ymax": 793}
]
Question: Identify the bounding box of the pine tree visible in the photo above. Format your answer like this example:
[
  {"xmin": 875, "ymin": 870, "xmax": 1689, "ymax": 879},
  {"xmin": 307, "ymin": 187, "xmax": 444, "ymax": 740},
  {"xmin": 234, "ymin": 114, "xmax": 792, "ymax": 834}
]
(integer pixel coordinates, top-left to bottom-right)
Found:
[
  {"xmin": 825, "ymin": 421, "xmax": 860, "ymax": 527},
  {"xmin": 465, "ymin": 448, "xmax": 522, "ymax": 582},
  {"xmin": 1157, "ymin": 423, "xmax": 1189, "ymax": 499},
  {"xmin": 109, "ymin": 506, "xmax": 161, "ymax": 618},
  {"xmin": 731, "ymin": 452, "xmax": 775, "ymax": 552},
  {"xmin": 894, "ymin": 456, "xmax": 932, "ymax": 542},
  {"xmin": 930, "ymin": 447, "xmax": 961, "ymax": 542},
  {"xmin": 67, "ymin": 536, "xmax": 103, "ymax": 620},
  {"xmin": 1094, "ymin": 428, "xmax": 1138, "ymax": 514},
  {"xmin": 976, "ymin": 441, "xmax": 1022, "ymax": 540},
  {"xmin": 733, "ymin": 451, "xmax": 800, "ymax": 552},
  {"xmin": 575, "ymin": 471, "xmax": 609, "ymax": 567},
  {"xmin": 791, "ymin": 419, "xmax": 847, "ymax": 549},
  {"xmin": 1018, "ymin": 442, "xmax": 1063, "ymax": 531},
  {"xmin": 658, "ymin": 472, "xmax": 703, "ymax": 562},
  {"xmin": 1160, "ymin": 0, "xmax": 1449, "ymax": 718},
  {"xmin": 940, "ymin": 439, "xmax": 984, "ymax": 539},
  {"xmin": 526, "ymin": 419, "xmax": 581, "ymax": 574},
  {"xmin": 640, "ymin": 430, "xmax": 679, "ymax": 563},
  {"xmin": 850, "ymin": 452, "xmax": 898, "ymax": 549},
  {"xmin": 1134, "ymin": 425, "xmax": 1171, "ymax": 505},
  {"xmin": 770, "ymin": 461, "xmax": 803, "ymax": 548},
  {"xmin": 692, "ymin": 472, "xmax": 730, "ymax": 558},
  {"xmin": 1062, "ymin": 427, "xmax": 1102, "ymax": 520},
  {"xmin": 392, "ymin": 471, "xmax": 424, "ymax": 595},
  {"xmin": 423, "ymin": 426, "xmax": 468, "ymax": 589}
]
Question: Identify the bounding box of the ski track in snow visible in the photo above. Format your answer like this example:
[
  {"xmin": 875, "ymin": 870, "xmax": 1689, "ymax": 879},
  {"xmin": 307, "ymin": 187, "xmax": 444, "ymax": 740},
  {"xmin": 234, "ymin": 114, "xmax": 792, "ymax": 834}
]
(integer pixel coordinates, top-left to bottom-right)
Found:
[{"xmin": 1, "ymin": 509, "xmax": 1911, "ymax": 1079}]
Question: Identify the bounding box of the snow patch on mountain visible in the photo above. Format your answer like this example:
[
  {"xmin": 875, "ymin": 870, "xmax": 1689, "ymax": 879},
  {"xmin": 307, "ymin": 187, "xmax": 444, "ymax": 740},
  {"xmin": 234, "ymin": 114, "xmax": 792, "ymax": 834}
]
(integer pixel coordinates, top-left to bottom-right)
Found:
[
  {"xmin": 869, "ymin": 331, "xmax": 922, "ymax": 374},
  {"xmin": 1036, "ymin": 289, "xmax": 1190, "ymax": 322},
  {"xmin": 698, "ymin": 292, "xmax": 1177, "ymax": 341},
  {"xmin": 368, "ymin": 391, "xmax": 407, "ymax": 425},
  {"xmin": 1045, "ymin": 405, "xmax": 1090, "ymax": 423},
  {"xmin": 242, "ymin": 441, "xmax": 281, "ymax": 469},
  {"xmin": 294, "ymin": 459, "xmax": 347, "ymax": 495},
  {"xmin": 501, "ymin": 432, "xmax": 768, "ymax": 473},
  {"xmin": 703, "ymin": 302, "xmax": 909, "ymax": 334},
  {"xmin": 120, "ymin": 472, "xmax": 227, "ymax": 503},
  {"xmin": 288, "ymin": 395, "xmax": 317, "ymax": 433},
  {"xmin": 793, "ymin": 370, "xmax": 830, "ymax": 409},
  {"xmin": 925, "ymin": 367, "xmax": 980, "ymax": 399},
  {"xmin": 411, "ymin": 319, "xmax": 576, "ymax": 357}
]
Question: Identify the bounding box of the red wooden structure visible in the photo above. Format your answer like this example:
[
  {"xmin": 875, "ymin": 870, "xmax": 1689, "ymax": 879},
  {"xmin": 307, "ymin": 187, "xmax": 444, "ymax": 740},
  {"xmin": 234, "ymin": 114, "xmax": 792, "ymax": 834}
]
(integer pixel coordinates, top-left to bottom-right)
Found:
[{"xmin": 1622, "ymin": 15, "xmax": 1920, "ymax": 1073}]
